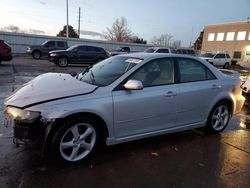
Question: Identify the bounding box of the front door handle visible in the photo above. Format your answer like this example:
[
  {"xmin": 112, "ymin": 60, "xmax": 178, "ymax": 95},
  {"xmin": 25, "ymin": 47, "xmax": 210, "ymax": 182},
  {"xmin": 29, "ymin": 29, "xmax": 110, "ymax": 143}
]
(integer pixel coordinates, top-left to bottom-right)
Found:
[{"xmin": 165, "ymin": 91, "xmax": 177, "ymax": 97}]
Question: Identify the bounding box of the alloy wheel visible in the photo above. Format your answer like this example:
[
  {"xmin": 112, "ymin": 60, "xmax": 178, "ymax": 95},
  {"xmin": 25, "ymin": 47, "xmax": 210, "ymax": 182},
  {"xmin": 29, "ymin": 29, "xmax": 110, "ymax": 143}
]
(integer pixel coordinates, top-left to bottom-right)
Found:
[
  {"xmin": 211, "ymin": 105, "xmax": 229, "ymax": 131},
  {"xmin": 58, "ymin": 57, "xmax": 68, "ymax": 67},
  {"xmin": 59, "ymin": 123, "xmax": 96, "ymax": 162}
]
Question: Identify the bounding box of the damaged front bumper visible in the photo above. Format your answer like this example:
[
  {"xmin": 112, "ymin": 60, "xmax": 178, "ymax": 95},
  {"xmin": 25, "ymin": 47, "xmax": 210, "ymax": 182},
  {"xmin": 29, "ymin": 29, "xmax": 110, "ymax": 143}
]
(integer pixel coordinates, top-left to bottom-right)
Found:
[
  {"xmin": 3, "ymin": 106, "xmax": 48, "ymax": 144},
  {"xmin": 13, "ymin": 119, "xmax": 46, "ymax": 141}
]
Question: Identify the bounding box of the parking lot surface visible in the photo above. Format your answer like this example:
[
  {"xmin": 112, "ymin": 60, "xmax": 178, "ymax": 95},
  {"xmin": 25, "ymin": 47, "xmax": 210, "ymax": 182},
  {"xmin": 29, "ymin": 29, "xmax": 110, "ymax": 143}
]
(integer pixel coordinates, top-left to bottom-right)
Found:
[{"xmin": 0, "ymin": 57, "xmax": 250, "ymax": 188}]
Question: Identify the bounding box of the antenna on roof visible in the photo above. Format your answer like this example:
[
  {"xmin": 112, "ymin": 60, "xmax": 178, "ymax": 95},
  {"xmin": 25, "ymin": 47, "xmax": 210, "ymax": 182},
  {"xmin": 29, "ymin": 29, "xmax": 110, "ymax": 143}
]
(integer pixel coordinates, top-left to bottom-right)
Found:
[{"xmin": 247, "ymin": 17, "xmax": 250, "ymax": 24}]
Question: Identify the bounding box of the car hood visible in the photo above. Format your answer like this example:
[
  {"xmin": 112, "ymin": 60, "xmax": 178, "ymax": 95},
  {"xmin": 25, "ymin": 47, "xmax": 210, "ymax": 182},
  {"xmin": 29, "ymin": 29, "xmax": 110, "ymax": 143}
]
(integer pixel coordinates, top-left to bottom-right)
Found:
[{"xmin": 5, "ymin": 73, "xmax": 97, "ymax": 108}]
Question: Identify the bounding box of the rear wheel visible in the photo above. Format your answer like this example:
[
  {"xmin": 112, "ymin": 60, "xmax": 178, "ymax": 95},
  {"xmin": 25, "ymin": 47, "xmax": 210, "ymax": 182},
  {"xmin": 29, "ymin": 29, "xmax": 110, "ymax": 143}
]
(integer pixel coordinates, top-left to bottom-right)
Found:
[
  {"xmin": 206, "ymin": 101, "xmax": 230, "ymax": 133},
  {"xmin": 57, "ymin": 57, "xmax": 68, "ymax": 67},
  {"xmin": 51, "ymin": 117, "xmax": 100, "ymax": 164},
  {"xmin": 32, "ymin": 50, "xmax": 41, "ymax": 59}
]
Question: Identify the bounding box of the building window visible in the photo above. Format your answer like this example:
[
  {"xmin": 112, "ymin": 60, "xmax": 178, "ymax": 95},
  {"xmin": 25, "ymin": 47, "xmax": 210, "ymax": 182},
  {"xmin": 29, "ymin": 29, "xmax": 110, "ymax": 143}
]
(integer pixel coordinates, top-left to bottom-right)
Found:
[
  {"xmin": 226, "ymin": 32, "xmax": 235, "ymax": 41},
  {"xmin": 233, "ymin": 51, "xmax": 241, "ymax": 59},
  {"xmin": 237, "ymin": 31, "xmax": 246, "ymax": 40},
  {"xmin": 208, "ymin": 33, "xmax": 215, "ymax": 41},
  {"xmin": 216, "ymin": 33, "xmax": 224, "ymax": 41}
]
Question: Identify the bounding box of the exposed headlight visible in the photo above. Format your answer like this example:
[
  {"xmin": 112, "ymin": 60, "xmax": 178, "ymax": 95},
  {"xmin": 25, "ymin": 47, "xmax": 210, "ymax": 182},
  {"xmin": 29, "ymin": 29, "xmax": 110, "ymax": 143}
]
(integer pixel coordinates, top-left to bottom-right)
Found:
[
  {"xmin": 50, "ymin": 53, "xmax": 57, "ymax": 56},
  {"xmin": 5, "ymin": 107, "xmax": 41, "ymax": 122}
]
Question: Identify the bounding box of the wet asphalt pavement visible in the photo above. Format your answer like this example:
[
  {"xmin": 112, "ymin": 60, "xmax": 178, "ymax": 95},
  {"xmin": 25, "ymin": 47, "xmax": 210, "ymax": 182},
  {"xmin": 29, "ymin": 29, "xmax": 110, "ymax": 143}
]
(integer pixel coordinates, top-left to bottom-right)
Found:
[{"xmin": 0, "ymin": 57, "xmax": 250, "ymax": 188}]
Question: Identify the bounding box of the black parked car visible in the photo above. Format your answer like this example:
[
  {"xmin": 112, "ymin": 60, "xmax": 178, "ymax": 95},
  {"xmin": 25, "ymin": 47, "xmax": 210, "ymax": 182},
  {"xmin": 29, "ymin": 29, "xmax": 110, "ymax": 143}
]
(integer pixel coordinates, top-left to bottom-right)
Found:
[
  {"xmin": 26, "ymin": 40, "xmax": 68, "ymax": 59},
  {"xmin": 49, "ymin": 45, "xmax": 109, "ymax": 67}
]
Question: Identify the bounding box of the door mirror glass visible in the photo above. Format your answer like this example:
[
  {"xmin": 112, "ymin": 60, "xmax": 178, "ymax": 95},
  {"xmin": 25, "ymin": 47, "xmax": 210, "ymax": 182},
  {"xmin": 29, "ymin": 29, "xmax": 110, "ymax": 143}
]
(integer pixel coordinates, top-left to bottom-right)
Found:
[{"xmin": 124, "ymin": 80, "xmax": 143, "ymax": 90}]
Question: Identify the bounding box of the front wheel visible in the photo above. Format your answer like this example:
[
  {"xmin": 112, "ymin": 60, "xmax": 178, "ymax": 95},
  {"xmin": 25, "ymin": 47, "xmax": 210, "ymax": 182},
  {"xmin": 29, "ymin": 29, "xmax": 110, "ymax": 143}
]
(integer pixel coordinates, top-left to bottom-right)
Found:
[
  {"xmin": 223, "ymin": 62, "xmax": 230, "ymax": 69},
  {"xmin": 206, "ymin": 102, "xmax": 230, "ymax": 133},
  {"xmin": 32, "ymin": 51, "xmax": 41, "ymax": 59},
  {"xmin": 57, "ymin": 57, "xmax": 68, "ymax": 67},
  {"xmin": 51, "ymin": 117, "xmax": 100, "ymax": 164}
]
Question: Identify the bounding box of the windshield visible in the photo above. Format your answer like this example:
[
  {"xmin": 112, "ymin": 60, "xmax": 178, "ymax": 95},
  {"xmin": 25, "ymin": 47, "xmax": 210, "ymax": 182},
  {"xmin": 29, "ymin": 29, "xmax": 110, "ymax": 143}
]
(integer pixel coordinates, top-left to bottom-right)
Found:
[
  {"xmin": 77, "ymin": 56, "xmax": 142, "ymax": 86},
  {"xmin": 67, "ymin": 45, "xmax": 78, "ymax": 51},
  {"xmin": 201, "ymin": 53, "xmax": 215, "ymax": 58},
  {"xmin": 144, "ymin": 48, "xmax": 156, "ymax": 53}
]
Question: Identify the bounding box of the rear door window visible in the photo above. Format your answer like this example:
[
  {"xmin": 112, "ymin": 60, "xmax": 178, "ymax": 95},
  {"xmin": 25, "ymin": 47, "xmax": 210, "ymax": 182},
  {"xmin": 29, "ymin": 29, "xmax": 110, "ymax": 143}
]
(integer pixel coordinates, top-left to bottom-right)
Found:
[{"xmin": 177, "ymin": 58, "xmax": 216, "ymax": 83}]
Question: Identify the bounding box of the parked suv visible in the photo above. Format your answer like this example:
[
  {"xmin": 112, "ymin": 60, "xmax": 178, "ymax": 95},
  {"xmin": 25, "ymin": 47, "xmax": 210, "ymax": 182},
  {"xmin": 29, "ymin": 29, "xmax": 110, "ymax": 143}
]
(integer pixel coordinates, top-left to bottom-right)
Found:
[
  {"xmin": 49, "ymin": 45, "xmax": 109, "ymax": 67},
  {"xmin": 144, "ymin": 47, "xmax": 175, "ymax": 53},
  {"xmin": 200, "ymin": 52, "xmax": 232, "ymax": 69},
  {"xmin": 26, "ymin": 40, "xmax": 68, "ymax": 59},
  {"xmin": 0, "ymin": 40, "xmax": 12, "ymax": 64}
]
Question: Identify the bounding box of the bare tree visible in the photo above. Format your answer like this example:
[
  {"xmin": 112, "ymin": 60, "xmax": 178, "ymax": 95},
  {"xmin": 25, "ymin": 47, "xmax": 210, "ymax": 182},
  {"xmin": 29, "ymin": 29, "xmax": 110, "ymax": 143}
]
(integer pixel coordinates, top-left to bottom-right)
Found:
[
  {"xmin": 2, "ymin": 25, "xmax": 20, "ymax": 33},
  {"xmin": 172, "ymin": 40, "xmax": 181, "ymax": 48},
  {"xmin": 103, "ymin": 17, "xmax": 133, "ymax": 42},
  {"xmin": 151, "ymin": 34, "xmax": 173, "ymax": 47}
]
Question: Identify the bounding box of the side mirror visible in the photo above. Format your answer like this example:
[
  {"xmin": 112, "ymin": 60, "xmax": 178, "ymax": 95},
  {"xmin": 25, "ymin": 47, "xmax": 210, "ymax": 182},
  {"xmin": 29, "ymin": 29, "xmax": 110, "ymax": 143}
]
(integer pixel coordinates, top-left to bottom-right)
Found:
[{"xmin": 124, "ymin": 80, "xmax": 143, "ymax": 90}]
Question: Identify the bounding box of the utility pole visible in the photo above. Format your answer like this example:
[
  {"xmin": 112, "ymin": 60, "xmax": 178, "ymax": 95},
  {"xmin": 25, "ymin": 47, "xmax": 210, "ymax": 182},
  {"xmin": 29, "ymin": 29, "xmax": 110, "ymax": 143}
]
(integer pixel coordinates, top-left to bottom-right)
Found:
[
  {"xmin": 66, "ymin": 0, "xmax": 69, "ymax": 38},
  {"xmin": 78, "ymin": 7, "xmax": 81, "ymax": 37}
]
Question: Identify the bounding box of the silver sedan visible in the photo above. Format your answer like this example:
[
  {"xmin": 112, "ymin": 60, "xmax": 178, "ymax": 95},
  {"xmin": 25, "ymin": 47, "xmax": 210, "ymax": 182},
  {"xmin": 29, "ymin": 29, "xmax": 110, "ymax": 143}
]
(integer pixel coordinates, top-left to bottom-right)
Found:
[{"xmin": 4, "ymin": 53, "xmax": 245, "ymax": 164}]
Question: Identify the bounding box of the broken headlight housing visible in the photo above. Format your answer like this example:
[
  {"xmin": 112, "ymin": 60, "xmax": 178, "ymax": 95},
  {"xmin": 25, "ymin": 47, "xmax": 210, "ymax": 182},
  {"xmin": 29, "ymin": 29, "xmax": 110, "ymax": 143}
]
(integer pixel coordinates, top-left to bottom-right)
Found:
[{"xmin": 5, "ymin": 107, "xmax": 41, "ymax": 123}]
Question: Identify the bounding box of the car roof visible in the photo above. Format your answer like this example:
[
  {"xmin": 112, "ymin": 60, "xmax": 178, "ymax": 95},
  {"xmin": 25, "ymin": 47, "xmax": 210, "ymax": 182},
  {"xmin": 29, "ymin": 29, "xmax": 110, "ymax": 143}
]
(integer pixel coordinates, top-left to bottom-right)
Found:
[
  {"xmin": 74, "ymin": 44, "xmax": 103, "ymax": 48},
  {"xmin": 118, "ymin": 52, "xmax": 197, "ymax": 60}
]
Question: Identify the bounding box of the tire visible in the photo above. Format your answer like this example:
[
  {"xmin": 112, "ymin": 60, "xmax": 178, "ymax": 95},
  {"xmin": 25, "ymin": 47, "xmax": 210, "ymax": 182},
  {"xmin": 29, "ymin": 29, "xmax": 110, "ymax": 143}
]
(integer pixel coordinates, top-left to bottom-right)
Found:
[
  {"xmin": 50, "ymin": 117, "xmax": 101, "ymax": 164},
  {"xmin": 206, "ymin": 101, "xmax": 230, "ymax": 133},
  {"xmin": 32, "ymin": 50, "xmax": 41, "ymax": 59},
  {"xmin": 57, "ymin": 57, "xmax": 68, "ymax": 67},
  {"xmin": 223, "ymin": 62, "xmax": 230, "ymax": 69}
]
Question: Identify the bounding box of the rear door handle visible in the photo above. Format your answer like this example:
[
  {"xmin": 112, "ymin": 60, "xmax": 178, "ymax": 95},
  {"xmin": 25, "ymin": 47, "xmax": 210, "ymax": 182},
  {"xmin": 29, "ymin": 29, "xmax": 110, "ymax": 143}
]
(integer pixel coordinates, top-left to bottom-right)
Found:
[
  {"xmin": 165, "ymin": 91, "xmax": 177, "ymax": 97},
  {"xmin": 212, "ymin": 84, "xmax": 222, "ymax": 89}
]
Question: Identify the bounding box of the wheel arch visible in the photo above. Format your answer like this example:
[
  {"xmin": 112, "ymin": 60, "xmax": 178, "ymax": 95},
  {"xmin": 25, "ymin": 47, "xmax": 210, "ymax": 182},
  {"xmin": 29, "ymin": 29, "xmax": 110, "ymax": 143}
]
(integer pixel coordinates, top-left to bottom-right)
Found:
[
  {"xmin": 43, "ymin": 112, "xmax": 109, "ymax": 156},
  {"xmin": 209, "ymin": 98, "xmax": 233, "ymax": 119}
]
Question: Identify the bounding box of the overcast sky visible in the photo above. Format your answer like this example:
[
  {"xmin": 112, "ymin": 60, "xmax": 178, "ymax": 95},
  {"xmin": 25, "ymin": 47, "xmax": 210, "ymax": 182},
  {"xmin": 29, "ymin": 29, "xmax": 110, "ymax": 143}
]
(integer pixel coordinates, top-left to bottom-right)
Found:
[{"xmin": 0, "ymin": 0, "xmax": 249, "ymax": 46}]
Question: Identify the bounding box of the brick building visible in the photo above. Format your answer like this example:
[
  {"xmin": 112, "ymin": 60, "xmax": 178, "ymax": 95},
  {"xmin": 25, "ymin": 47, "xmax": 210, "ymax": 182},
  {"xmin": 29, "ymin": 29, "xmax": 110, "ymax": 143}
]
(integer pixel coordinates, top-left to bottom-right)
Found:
[{"xmin": 201, "ymin": 21, "xmax": 250, "ymax": 63}]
